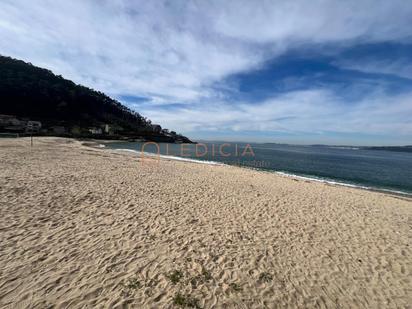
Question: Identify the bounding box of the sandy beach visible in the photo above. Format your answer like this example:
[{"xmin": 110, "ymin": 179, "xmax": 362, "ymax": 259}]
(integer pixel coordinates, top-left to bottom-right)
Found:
[{"xmin": 0, "ymin": 137, "xmax": 411, "ymax": 308}]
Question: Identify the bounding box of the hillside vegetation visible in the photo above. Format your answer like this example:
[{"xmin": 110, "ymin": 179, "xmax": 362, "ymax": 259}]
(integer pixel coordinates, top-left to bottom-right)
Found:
[{"xmin": 0, "ymin": 55, "xmax": 191, "ymax": 142}]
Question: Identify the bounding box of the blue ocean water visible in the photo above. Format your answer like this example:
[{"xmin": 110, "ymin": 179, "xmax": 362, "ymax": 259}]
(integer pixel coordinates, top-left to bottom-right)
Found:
[{"xmin": 107, "ymin": 141, "xmax": 412, "ymax": 196}]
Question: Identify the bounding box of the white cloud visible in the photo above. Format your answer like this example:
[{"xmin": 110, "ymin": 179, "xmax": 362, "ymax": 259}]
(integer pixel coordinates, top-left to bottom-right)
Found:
[
  {"xmin": 140, "ymin": 89, "xmax": 412, "ymax": 138},
  {"xmin": 212, "ymin": 0, "xmax": 412, "ymax": 43},
  {"xmin": 335, "ymin": 58, "xmax": 412, "ymax": 80}
]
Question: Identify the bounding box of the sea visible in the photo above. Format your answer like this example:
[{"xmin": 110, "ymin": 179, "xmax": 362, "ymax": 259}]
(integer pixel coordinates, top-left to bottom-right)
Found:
[{"xmin": 106, "ymin": 141, "xmax": 412, "ymax": 196}]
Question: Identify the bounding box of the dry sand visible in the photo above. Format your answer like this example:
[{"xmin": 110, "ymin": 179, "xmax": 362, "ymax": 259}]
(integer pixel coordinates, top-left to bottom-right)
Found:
[{"xmin": 0, "ymin": 137, "xmax": 411, "ymax": 308}]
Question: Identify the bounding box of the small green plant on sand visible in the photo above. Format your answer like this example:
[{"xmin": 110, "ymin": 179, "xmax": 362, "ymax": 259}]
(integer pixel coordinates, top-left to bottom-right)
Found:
[
  {"xmin": 166, "ymin": 270, "xmax": 184, "ymax": 284},
  {"xmin": 173, "ymin": 292, "xmax": 201, "ymax": 308},
  {"xmin": 229, "ymin": 282, "xmax": 242, "ymax": 292},
  {"xmin": 125, "ymin": 277, "xmax": 141, "ymax": 289},
  {"xmin": 258, "ymin": 272, "xmax": 273, "ymax": 283},
  {"xmin": 201, "ymin": 268, "xmax": 212, "ymax": 281},
  {"xmin": 120, "ymin": 277, "xmax": 141, "ymax": 297}
]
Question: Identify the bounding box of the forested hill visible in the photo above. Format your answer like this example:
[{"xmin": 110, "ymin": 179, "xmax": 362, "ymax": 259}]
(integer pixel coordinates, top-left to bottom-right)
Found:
[{"xmin": 0, "ymin": 55, "xmax": 191, "ymax": 142}]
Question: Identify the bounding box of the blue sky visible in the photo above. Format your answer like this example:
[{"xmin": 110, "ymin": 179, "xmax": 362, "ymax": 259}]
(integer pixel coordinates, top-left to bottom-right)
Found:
[{"xmin": 0, "ymin": 0, "xmax": 411, "ymax": 145}]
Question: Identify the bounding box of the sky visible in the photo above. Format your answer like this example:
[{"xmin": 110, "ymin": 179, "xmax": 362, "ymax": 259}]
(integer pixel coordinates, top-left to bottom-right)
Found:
[{"xmin": 0, "ymin": 0, "xmax": 411, "ymax": 145}]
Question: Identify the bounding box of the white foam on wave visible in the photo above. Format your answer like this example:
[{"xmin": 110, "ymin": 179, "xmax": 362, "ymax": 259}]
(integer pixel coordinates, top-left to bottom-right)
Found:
[
  {"xmin": 274, "ymin": 171, "xmax": 411, "ymax": 196},
  {"xmin": 114, "ymin": 148, "xmax": 224, "ymax": 165},
  {"xmin": 329, "ymin": 146, "xmax": 360, "ymax": 150}
]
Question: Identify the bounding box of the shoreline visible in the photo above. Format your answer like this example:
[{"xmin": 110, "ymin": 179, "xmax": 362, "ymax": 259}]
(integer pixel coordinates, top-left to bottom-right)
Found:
[{"xmin": 100, "ymin": 143, "xmax": 412, "ymax": 200}]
